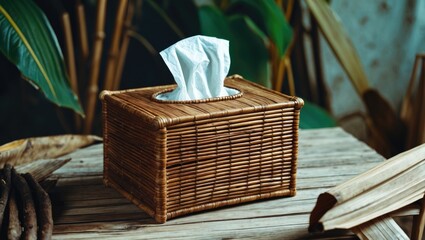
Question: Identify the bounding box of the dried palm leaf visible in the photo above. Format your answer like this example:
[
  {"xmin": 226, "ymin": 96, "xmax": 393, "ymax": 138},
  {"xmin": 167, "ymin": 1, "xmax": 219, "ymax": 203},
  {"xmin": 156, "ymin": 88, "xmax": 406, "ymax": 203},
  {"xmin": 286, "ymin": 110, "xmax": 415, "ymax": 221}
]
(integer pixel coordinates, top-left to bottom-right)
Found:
[{"xmin": 0, "ymin": 135, "xmax": 101, "ymax": 167}]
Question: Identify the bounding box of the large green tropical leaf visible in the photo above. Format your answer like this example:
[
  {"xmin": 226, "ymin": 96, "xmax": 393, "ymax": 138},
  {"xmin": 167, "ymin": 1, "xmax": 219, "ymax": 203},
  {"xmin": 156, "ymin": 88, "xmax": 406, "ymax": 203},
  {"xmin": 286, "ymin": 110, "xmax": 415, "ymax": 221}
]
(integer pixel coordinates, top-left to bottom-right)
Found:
[
  {"xmin": 227, "ymin": 0, "xmax": 292, "ymax": 57},
  {"xmin": 199, "ymin": 6, "xmax": 271, "ymax": 87},
  {"xmin": 228, "ymin": 15, "xmax": 271, "ymax": 88},
  {"xmin": 199, "ymin": 6, "xmax": 232, "ymax": 39},
  {"xmin": 299, "ymin": 101, "xmax": 337, "ymax": 129},
  {"xmin": 0, "ymin": 0, "xmax": 83, "ymax": 115}
]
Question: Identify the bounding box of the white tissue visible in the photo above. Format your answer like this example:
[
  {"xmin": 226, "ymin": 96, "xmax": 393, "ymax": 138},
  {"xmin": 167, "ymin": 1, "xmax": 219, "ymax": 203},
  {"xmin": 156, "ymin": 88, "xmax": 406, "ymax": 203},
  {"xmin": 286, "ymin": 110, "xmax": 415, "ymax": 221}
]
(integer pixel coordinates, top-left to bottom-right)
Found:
[{"xmin": 156, "ymin": 35, "xmax": 239, "ymax": 101}]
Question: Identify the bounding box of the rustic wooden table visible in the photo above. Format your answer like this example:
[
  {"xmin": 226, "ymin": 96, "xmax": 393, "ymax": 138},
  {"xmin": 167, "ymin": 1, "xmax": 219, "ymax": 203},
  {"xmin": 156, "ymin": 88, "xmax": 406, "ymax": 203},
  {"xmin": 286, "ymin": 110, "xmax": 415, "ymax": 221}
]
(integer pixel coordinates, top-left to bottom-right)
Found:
[{"xmin": 50, "ymin": 127, "xmax": 385, "ymax": 239}]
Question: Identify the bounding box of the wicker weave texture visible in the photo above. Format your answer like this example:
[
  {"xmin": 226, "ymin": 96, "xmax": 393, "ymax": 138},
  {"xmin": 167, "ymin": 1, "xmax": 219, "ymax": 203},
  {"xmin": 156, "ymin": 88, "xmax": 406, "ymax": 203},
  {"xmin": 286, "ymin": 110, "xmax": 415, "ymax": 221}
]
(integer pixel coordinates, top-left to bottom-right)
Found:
[{"xmin": 102, "ymin": 76, "xmax": 303, "ymax": 223}]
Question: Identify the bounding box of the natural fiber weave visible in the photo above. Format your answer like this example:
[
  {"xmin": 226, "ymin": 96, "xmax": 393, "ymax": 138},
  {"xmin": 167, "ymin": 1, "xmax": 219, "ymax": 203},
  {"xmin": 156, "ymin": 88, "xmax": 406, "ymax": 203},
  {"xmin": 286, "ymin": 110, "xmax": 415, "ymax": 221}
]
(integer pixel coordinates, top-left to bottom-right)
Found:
[{"xmin": 101, "ymin": 75, "xmax": 303, "ymax": 223}]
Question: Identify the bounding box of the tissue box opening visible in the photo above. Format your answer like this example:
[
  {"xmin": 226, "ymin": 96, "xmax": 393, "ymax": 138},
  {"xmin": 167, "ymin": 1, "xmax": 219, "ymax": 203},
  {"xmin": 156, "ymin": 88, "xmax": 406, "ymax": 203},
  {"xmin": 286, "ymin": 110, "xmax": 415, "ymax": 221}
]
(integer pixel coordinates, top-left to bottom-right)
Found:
[
  {"xmin": 153, "ymin": 86, "xmax": 242, "ymax": 103},
  {"xmin": 102, "ymin": 75, "xmax": 303, "ymax": 223}
]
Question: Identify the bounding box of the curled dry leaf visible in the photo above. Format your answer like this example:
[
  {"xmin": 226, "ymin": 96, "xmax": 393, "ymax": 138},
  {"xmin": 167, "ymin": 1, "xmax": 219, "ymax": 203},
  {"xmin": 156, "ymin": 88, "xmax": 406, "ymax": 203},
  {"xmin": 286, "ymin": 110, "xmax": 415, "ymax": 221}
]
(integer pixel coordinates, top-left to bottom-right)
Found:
[
  {"xmin": 11, "ymin": 169, "xmax": 38, "ymax": 240},
  {"xmin": 0, "ymin": 135, "xmax": 102, "ymax": 167},
  {"xmin": 7, "ymin": 188, "xmax": 22, "ymax": 240},
  {"xmin": 24, "ymin": 173, "xmax": 53, "ymax": 240},
  {"xmin": 0, "ymin": 164, "xmax": 12, "ymax": 229}
]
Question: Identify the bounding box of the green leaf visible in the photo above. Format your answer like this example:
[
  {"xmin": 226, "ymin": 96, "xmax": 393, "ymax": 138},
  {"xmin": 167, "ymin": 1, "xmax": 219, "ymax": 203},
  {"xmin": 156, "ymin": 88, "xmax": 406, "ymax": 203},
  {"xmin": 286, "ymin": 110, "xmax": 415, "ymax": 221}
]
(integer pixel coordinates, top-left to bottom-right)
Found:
[
  {"xmin": 306, "ymin": 0, "xmax": 369, "ymax": 96},
  {"xmin": 299, "ymin": 101, "xmax": 337, "ymax": 129},
  {"xmin": 227, "ymin": 0, "xmax": 292, "ymax": 57},
  {"xmin": 228, "ymin": 15, "xmax": 271, "ymax": 88},
  {"xmin": 199, "ymin": 6, "xmax": 271, "ymax": 87},
  {"xmin": 0, "ymin": 0, "xmax": 83, "ymax": 115},
  {"xmin": 199, "ymin": 6, "xmax": 233, "ymax": 39}
]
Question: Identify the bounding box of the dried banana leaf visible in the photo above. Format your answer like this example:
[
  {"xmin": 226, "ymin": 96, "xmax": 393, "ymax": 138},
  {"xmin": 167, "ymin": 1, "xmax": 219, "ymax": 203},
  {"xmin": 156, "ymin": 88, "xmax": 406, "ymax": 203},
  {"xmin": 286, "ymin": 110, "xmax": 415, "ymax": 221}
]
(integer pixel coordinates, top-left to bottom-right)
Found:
[
  {"xmin": 306, "ymin": 0, "xmax": 406, "ymax": 156},
  {"xmin": 305, "ymin": 0, "xmax": 369, "ymax": 95},
  {"xmin": 363, "ymin": 89, "xmax": 406, "ymax": 156},
  {"xmin": 16, "ymin": 158, "xmax": 71, "ymax": 182},
  {"xmin": 401, "ymin": 54, "xmax": 425, "ymax": 149},
  {"xmin": 0, "ymin": 135, "xmax": 101, "ymax": 167}
]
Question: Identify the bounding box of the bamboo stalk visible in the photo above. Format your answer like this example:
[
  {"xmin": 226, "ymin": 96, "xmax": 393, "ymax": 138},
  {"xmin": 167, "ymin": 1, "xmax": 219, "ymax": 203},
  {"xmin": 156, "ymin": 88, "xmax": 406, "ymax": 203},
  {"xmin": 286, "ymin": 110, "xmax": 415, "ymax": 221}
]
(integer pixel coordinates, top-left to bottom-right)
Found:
[
  {"xmin": 274, "ymin": 56, "xmax": 286, "ymax": 92},
  {"xmin": 61, "ymin": 12, "xmax": 78, "ymax": 95},
  {"xmin": 76, "ymin": 0, "xmax": 89, "ymax": 62},
  {"xmin": 274, "ymin": 37, "xmax": 294, "ymax": 94},
  {"xmin": 270, "ymin": 42, "xmax": 280, "ymax": 91},
  {"xmin": 285, "ymin": 57, "xmax": 296, "ymax": 96},
  {"xmin": 75, "ymin": 0, "xmax": 89, "ymax": 123},
  {"xmin": 103, "ymin": 0, "xmax": 129, "ymax": 91},
  {"xmin": 83, "ymin": 0, "xmax": 108, "ymax": 134},
  {"xmin": 290, "ymin": 0, "xmax": 312, "ymax": 99},
  {"xmin": 274, "ymin": 52, "xmax": 295, "ymax": 95},
  {"xmin": 310, "ymin": 13, "xmax": 330, "ymax": 110},
  {"xmin": 112, "ymin": 0, "xmax": 135, "ymax": 91},
  {"xmin": 285, "ymin": 0, "xmax": 295, "ymax": 20},
  {"xmin": 111, "ymin": 33, "xmax": 130, "ymax": 91},
  {"xmin": 61, "ymin": 12, "xmax": 82, "ymax": 132}
]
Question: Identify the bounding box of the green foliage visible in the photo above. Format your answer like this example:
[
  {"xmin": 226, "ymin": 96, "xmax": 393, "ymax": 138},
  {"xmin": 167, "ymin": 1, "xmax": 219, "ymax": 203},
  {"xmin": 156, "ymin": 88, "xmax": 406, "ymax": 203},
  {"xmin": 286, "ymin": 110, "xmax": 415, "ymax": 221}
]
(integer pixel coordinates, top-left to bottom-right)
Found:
[
  {"xmin": 199, "ymin": 0, "xmax": 292, "ymax": 87},
  {"xmin": 130, "ymin": 0, "xmax": 335, "ymax": 130},
  {"xmin": 299, "ymin": 101, "xmax": 337, "ymax": 129},
  {"xmin": 226, "ymin": 0, "xmax": 292, "ymax": 57},
  {"xmin": 0, "ymin": 0, "xmax": 83, "ymax": 115},
  {"xmin": 148, "ymin": 0, "xmax": 291, "ymax": 88},
  {"xmin": 199, "ymin": 6, "xmax": 271, "ymax": 87}
]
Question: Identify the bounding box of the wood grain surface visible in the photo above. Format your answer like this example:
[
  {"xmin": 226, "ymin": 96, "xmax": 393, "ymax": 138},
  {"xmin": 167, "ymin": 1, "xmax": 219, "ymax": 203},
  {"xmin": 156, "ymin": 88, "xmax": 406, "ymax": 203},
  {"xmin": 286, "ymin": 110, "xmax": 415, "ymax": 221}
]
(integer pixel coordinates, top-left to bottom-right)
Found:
[{"xmin": 50, "ymin": 127, "xmax": 384, "ymax": 239}]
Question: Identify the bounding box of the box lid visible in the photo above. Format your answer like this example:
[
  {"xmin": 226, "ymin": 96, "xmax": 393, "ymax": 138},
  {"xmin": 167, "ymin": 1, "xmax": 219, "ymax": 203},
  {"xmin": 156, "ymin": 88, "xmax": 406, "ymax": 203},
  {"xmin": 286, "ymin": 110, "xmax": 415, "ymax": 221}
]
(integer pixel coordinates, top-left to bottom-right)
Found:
[{"xmin": 101, "ymin": 75, "xmax": 303, "ymax": 129}]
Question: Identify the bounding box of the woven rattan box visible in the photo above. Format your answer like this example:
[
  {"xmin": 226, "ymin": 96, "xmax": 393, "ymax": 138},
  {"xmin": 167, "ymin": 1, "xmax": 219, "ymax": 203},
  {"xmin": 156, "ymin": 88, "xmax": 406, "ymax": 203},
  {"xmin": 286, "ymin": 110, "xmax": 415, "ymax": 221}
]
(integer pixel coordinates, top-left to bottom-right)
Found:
[{"xmin": 101, "ymin": 75, "xmax": 304, "ymax": 223}]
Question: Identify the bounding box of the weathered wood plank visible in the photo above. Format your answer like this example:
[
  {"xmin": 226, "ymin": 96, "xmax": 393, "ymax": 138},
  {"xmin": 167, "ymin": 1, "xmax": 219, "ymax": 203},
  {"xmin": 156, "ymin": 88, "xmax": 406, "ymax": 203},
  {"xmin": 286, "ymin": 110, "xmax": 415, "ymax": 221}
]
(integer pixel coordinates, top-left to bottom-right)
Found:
[
  {"xmin": 53, "ymin": 188, "xmax": 322, "ymax": 225},
  {"xmin": 53, "ymin": 214, "xmax": 356, "ymax": 240},
  {"xmin": 50, "ymin": 127, "xmax": 383, "ymax": 239}
]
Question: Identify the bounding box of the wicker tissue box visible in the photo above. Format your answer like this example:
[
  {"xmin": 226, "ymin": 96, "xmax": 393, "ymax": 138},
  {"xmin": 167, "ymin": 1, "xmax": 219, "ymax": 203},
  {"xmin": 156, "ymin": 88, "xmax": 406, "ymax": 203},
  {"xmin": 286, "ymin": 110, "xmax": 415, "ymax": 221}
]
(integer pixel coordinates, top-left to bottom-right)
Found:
[{"xmin": 101, "ymin": 75, "xmax": 303, "ymax": 223}]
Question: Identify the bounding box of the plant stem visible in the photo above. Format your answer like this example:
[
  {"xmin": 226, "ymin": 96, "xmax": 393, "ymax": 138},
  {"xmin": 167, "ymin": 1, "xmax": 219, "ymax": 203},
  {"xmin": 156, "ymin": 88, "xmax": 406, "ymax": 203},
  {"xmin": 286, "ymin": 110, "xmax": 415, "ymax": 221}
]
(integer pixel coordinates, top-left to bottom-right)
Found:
[
  {"xmin": 61, "ymin": 12, "xmax": 82, "ymax": 132},
  {"xmin": 285, "ymin": 57, "xmax": 296, "ymax": 96},
  {"xmin": 83, "ymin": 0, "xmax": 108, "ymax": 134},
  {"xmin": 112, "ymin": 0, "xmax": 136, "ymax": 91},
  {"xmin": 103, "ymin": 0, "xmax": 129, "ymax": 91},
  {"xmin": 76, "ymin": 0, "xmax": 89, "ymax": 62},
  {"xmin": 61, "ymin": 12, "xmax": 79, "ymax": 97}
]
